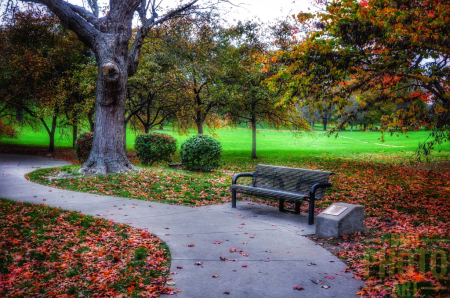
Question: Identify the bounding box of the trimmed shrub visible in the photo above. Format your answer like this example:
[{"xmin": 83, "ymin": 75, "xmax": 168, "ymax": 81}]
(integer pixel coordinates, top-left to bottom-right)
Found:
[
  {"xmin": 180, "ymin": 134, "xmax": 222, "ymax": 171},
  {"xmin": 74, "ymin": 132, "xmax": 93, "ymax": 163},
  {"xmin": 135, "ymin": 132, "xmax": 177, "ymax": 166}
]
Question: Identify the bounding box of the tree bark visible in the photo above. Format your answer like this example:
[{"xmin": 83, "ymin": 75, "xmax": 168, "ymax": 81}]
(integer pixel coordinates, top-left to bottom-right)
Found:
[
  {"xmin": 40, "ymin": 115, "xmax": 57, "ymax": 152},
  {"xmin": 323, "ymin": 117, "xmax": 328, "ymax": 131},
  {"xmin": 311, "ymin": 118, "xmax": 315, "ymax": 131},
  {"xmin": 197, "ymin": 119, "xmax": 204, "ymax": 134},
  {"xmin": 80, "ymin": 58, "xmax": 137, "ymax": 174},
  {"xmin": 251, "ymin": 118, "xmax": 257, "ymax": 159},
  {"xmin": 88, "ymin": 110, "xmax": 95, "ymax": 132},
  {"xmin": 72, "ymin": 121, "xmax": 78, "ymax": 147},
  {"xmin": 16, "ymin": 108, "xmax": 23, "ymax": 122}
]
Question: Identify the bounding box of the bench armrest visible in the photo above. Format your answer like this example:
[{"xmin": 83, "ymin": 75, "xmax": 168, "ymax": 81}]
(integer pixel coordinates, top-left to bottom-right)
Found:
[
  {"xmin": 232, "ymin": 173, "xmax": 254, "ymax": 185},
  {"xmin": 310, "ymin": 182, "xmax": 333, "ymax": 196}
]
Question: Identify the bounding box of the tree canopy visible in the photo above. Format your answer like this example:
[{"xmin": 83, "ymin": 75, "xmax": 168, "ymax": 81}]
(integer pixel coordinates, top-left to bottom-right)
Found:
[{"xmin": 267, "ymin": 0, "xmax": 450, "ymax": 157}]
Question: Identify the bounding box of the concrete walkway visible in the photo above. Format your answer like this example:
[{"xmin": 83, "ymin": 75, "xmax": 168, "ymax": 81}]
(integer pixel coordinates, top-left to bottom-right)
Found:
[{"xmin": 0, "ymin": 154, "xmax": 364, "ymax": 297}]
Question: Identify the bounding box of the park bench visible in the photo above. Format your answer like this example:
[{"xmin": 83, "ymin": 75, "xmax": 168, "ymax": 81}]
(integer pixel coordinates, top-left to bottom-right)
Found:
[{"xmin": 231, "ymin": 165, "xmax": 334, "ymax": 225}]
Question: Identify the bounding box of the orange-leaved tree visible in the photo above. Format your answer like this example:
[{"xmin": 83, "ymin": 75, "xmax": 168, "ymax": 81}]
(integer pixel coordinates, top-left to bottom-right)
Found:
[{"xmin": 267, "ymin": 0, "xmax": 450, "ymax": 157}]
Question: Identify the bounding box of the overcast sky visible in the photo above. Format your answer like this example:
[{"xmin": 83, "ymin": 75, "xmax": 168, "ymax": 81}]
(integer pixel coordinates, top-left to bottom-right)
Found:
[
  {"xmin": 1, "ymin": 0, "xmax": 311, "ymax": 27},
  {"xmin": 78, "ymin": 0, "xmax": 310, "ymax": 24}
]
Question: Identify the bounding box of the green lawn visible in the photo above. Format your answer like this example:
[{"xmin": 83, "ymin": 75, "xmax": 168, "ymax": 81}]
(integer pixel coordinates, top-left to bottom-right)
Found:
[{"xmin": 2, "ymin": 124, "xmax": 449, "ymax": 162}]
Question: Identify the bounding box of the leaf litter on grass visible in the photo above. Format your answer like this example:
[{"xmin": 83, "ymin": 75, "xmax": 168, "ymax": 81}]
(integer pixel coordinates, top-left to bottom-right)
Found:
[{"xmin": 0, "ymin": 199, "xmax": 173, "ymax": 297}]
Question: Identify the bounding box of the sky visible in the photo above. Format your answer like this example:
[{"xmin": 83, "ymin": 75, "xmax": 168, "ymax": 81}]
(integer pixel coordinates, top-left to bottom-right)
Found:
[
  {"xmin": 1, "ymin": 0, "xmax": 313, "ymax": 26},
  {"xmin": 79, "ymin": 0, "xmax": 310, "ymax": 24}
]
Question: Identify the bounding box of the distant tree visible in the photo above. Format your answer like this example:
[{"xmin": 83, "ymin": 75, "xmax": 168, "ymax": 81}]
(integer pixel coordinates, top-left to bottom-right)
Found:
[
  {"xmin": 0, "ymin": 7, "xmax": 90, "ymax": 151},
  {"xmin": 160, "ymin": 14, "xmax": 232, "ymax": 135},
  {"xmin": 225, "ymin": 22, "xmax": 308, "ymax": 159},
  {"xmin": 125, "ymin": 33, "xmax": 187, "ymax": 139}
]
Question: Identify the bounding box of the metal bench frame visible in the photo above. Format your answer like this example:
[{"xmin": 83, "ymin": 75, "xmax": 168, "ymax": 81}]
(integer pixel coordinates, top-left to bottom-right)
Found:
[{"xmin": 231, "ymin": 165, "xmax": 334, "ymax": 225}]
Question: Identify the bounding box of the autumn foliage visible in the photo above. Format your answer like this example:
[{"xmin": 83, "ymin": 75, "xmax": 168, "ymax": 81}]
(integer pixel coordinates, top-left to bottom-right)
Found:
[
  {"xmin": 0, "ymin": 199, "xmax": 173, "ymax": 297},
  {"xmin": 268, "ymin": 0, "xmax": 450, "ymax": 156}
]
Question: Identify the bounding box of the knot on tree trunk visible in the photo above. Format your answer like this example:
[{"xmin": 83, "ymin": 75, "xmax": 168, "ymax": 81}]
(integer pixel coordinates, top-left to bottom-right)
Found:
[{"xmin": 102, "ymin": 61, "xmax": 120, "ymax": 83}]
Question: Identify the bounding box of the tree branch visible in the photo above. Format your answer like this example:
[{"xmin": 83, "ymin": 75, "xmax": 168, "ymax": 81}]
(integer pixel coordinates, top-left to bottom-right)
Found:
[
  {"xmin": 20, "ymin": 0, "xmax": 100, "ymax": 50},
  {"xmin": 127, "ymin": 0, "xmax": 198, "ymax": 76}
]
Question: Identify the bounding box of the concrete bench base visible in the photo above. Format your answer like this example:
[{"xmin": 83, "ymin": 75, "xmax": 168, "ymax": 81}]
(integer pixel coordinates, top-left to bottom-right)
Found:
[{"xmin": 315, "ymin": 203, "xmax": 364, "ymax": 238}]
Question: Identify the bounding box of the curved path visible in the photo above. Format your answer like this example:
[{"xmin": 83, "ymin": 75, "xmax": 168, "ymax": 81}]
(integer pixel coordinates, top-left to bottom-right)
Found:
[{"xmin": 0, "ymin": 154, "xmax": 364, "ymax": 297}]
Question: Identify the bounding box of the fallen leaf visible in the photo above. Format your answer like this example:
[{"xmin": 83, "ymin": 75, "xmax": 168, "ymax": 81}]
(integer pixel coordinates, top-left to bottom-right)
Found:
[
  {"xmin": 293, "ymin": 286, "xmax": 304, "ymax": 291},
  {"xmin": 212, "ymin": 275, "xmax": 219, "ymax": 278}
]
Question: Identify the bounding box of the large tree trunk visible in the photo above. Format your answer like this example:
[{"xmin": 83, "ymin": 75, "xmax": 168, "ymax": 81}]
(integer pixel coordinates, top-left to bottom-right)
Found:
[
  {"xmin": 79, "ymin": 18, "xmax": 137, "ymax": 175},
  {"xmin": 251, "ymin": 118, "xmax": 257, "ymax": 159},
  {"xmin": 311, "ymin": 118, "xmax": 315, "ymax": 131},
  {"xmin": 323, "ymin": 116, "xmax": 328, "ymax": 131},
  {"xmin": 80, "ymin": 59, "xmax": 137, "ymax": 174}
]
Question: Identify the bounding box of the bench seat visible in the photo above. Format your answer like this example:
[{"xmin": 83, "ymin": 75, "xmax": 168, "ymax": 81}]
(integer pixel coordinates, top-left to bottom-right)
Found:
[{"xmin": 231, "ymin": 165, "xmax": 334, "ymax": 225}]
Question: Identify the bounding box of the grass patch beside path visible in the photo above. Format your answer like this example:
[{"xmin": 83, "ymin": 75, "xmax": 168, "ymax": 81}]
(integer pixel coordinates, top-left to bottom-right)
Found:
[
  {"xmin": 0, "ymin": 199, "xmax": 174, "ymax": 297},
  {"xmin": 27, "ymin": 165, "xmax": 231, "ymax": 207}
]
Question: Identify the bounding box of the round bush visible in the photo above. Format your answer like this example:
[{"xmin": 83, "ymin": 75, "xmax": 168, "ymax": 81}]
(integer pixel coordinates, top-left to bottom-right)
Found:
[
  {"xmin": 180, "ymin": 134, "xmax": 222, "ymax": 171},
  {"xmin": 135, "ymin": 132, "xmax": 177, "ymax": 166},
  {"xmin": 74, "ymin": 132, "xmax": 93, "ymax": 163}
]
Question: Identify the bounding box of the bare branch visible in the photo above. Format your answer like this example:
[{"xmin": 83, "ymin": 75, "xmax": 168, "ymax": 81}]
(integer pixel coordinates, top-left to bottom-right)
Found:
[
  {"xmin": 127, "ymin": 0, "xmax": 198, "ymax": 76},
  {"xmin": 86, "ymin": 0, "xmax": 99, "ymax": 17},
  {"xmin": 20, "ymin": 0, "xmax": 100, "ymax": 49}
]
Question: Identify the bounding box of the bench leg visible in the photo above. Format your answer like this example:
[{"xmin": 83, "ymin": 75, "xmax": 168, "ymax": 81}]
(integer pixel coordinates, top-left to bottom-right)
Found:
[
  {"xmin": 308, "ymin": 196, "xmax": 315, "ymax": 225},
  {"xmin": 295, "ymin": 202, "xmax": 301, "ymax": 214},
  {"xmin": 279, "ymin": 199, "xmax": 285, "ymax": 212},
  {"xmin": 232, "ymin": 190, "xmax": 237, "ymax": 208}
]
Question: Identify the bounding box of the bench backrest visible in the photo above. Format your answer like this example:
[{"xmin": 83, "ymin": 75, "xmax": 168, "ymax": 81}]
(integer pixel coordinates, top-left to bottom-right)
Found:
[{"xmin": 252, "ymin": 164, "xmax": 334, "ymax": 199}]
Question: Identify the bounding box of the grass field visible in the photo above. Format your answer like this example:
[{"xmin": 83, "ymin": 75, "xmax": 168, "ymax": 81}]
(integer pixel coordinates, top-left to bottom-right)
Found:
[{"xmin": 2, "ymin": 124, "xmax": 449, "ymax": 163}]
